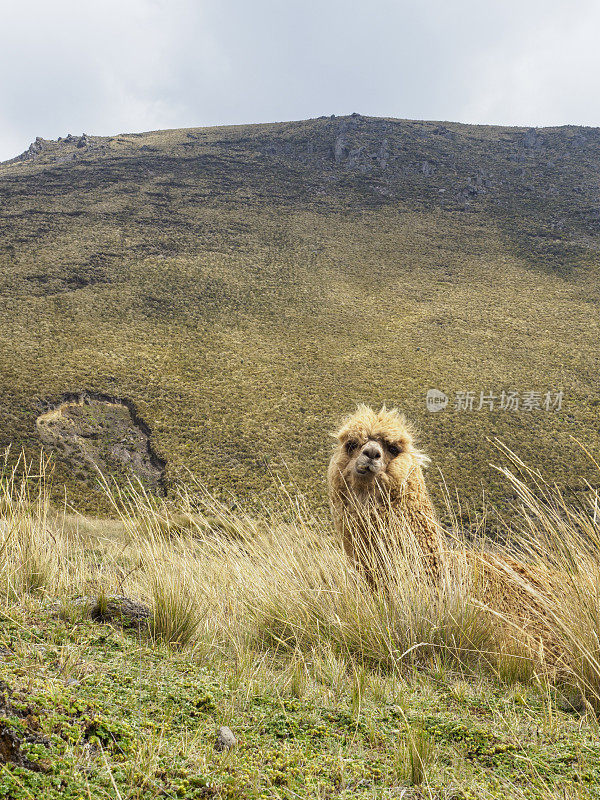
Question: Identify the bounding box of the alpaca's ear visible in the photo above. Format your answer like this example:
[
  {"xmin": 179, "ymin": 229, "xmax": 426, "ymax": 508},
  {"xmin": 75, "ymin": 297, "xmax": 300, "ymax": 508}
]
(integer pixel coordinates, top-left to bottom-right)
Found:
[{"xmin": 412, "ymin": 448, "xmax": 431, "ymax": 468}]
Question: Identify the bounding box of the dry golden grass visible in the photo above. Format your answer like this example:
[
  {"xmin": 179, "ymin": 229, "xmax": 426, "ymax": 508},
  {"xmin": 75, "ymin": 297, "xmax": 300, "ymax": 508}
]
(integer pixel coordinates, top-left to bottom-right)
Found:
[
  {"xmin": 1, "ymin": 446, "xmax": 599, "ymax": 707},
  {"xmin": 489, "ymin": 442, "xmax": 600, "ymax": 708}
]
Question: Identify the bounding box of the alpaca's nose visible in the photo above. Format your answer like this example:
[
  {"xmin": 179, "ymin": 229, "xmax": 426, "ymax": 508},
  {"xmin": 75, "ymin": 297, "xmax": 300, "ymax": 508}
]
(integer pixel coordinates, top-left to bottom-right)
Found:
[{"xmin": 362, "ymin": 443, "xmax": 382, "ymax": 461}]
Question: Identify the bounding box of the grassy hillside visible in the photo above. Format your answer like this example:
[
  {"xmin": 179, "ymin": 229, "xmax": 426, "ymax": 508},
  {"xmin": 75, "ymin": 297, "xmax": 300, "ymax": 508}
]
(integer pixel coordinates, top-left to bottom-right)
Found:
[{"xmin": 0, "ymin": 115, "xmax": 599, "ymax": 515}]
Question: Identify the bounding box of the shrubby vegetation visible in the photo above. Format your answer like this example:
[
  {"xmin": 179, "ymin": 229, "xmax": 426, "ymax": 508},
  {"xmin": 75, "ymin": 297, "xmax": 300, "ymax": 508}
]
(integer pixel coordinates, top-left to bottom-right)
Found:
[{"xmin": 0, "ymin": 116, "xmax": 598, "ymax": 517}]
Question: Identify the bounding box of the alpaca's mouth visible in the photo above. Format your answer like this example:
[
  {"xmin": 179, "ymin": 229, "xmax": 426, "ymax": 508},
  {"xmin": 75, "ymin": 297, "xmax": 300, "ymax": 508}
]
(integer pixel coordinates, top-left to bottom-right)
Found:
[{"xmin": 355, "ymin": 463, "xmax": 380, "ymax": 477}]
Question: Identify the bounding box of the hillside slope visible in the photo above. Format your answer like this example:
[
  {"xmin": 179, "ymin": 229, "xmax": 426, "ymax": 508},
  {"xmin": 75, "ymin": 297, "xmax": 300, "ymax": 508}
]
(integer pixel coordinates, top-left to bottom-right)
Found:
[{"xmin": 0, "ymin": 115, "xmax": 599, "ymax": 516}]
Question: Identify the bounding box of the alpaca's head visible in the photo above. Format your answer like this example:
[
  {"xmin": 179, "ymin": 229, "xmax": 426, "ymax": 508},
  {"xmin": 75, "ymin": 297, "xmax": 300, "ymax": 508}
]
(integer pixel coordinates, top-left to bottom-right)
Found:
[{"xmin": 329, "ymin": 405, "xmax": 429, "ymax": 497}]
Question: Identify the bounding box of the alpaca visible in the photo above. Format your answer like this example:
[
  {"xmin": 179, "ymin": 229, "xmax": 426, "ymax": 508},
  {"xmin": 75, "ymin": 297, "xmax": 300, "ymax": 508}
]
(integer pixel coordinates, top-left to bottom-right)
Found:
[
  {"xmin": 327, "ymin": 405, "xmax": 442, "ymax": 583},
  {"xmin": 327, "ymin": 405, "xmax": 564, "ymax": 671}
]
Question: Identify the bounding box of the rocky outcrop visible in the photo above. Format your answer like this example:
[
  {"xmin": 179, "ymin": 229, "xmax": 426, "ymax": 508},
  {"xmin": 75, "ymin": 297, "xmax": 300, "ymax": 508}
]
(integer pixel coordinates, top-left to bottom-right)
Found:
[
  {"xmin": 377, "ymin": 138, "xmax": 389, "ymax": 168},
  {"xmin": 333, "ymin": 119, "xmax": 351, "ymax": 163},
  {"xmin": 522, "ymin": 127, "xmax": 545, "ymax": 150},
  {"xmin": 15, "ymin": 136, "xmax": 47, "ymax": 162}
]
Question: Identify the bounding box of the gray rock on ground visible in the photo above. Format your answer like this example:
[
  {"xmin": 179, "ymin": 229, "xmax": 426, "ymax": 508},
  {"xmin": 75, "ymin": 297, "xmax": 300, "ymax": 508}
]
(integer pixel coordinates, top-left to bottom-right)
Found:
[
  {"xmin": 73, "ymin": 595, "xmax": 151, "ymax": 629},
  {"xmin": 215, "ymin": 726, "xmax": 237, "ymax": 751}
]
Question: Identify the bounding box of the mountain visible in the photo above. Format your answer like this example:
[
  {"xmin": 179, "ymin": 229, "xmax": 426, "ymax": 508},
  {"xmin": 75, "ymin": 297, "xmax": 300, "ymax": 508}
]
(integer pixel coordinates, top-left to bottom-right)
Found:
[{"xmin": 0, "ymin": 114, "xmax": 599, "ymax": 519}]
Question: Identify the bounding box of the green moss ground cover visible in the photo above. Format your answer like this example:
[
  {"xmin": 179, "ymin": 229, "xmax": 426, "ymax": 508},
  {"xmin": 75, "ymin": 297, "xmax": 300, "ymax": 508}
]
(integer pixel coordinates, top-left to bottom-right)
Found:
[{"xmin": 1, "ymin": 600, "xmax": 599, "ymax": 799}]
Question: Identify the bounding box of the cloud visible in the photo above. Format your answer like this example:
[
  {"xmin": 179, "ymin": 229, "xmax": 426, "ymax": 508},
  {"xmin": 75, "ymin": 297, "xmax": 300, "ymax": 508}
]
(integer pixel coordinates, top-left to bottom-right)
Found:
[
  {"xmin": 0, "ymin": 0, "xmax": 198, "ymax": 157},
  {"xmin": 1, "ymin": 0, "xmax": 599, "ymax": 160},
  {"xmin": 459, "ymin": 0, "xmax": 600, "ymax": 126}
]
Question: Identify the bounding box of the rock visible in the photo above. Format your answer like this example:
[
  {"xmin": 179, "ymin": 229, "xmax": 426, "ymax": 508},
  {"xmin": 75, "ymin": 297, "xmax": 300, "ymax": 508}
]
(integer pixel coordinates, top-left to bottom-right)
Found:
[
  {"xmin": 332, "ymin": 116, "xmax": 364, "ymax": 164},
  {"xmin": 557, "ymin": 687, "xmax": 585, "ymax": 713},
  {"xmin": 347, "ymin": 145, "xmax": 366, "ymax": 169},
  {"xmin": 77, "ymin": 134, "xmax": 89, "ymax": 148},
  {"xmin": 29, "ymin": 137, "xmax": 44, "ymax": 155},
  {"xmin": 0, "ymin": 722, "xmax": 29, "ymax": 767},
  {"xmin": 333, "ymin": 131, "xmax": 347, "ymax": 163},
  {"xmin": 377, "ymin": 139, "xmax": 389, "ymax": 168},
  {"xmin": 91, "ymin": 595, "xmax": 151, "ymax": 628},
  {"xmin": 522, "ymin": 127, "xmax": 544, "ymax": 150},
  {"xmin": 333, "ymin": 118, "xmax": 353, "ymax": 163},
  {"xmin": 0, "ymin": 720, "xmax": 48, "ymax": 772},
  {"xmin": 75, "ymin": 595, "xmax": 151, "ymax": 629},
  {"xmin": 432, "ymin": 125, "xmax": 452, "ymax": 138},
  {"xmin": 215, "ymin": 726, "xmax": 237, "ymax": 751},
  {"xmin": 17, "ymin": 137, "xmax": 46, "ymax": 161}
]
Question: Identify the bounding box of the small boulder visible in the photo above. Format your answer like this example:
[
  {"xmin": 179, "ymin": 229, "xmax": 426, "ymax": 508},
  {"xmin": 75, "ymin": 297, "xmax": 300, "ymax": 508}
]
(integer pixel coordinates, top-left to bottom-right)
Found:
[
  {"xmin": 214, "ymin": 726, "xmax": 237, "ymax": 751},
  {"xmin": 92, "ymin": 595, "xmax": 151, "ymax": 628},
  {"xmin": 75, "ymin": 595, "xmax": 151, "ymax": 629}
]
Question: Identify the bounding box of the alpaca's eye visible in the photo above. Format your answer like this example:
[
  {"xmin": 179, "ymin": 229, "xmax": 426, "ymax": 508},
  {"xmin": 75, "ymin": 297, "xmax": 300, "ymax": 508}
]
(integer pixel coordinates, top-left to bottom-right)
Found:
[
  {"xmin": 345, "ymin": 440, "xmax": 359, "ymax": 454},
  {"xmin": 387, "ymin": 444, "xmax": 401, "ymax": 457}
]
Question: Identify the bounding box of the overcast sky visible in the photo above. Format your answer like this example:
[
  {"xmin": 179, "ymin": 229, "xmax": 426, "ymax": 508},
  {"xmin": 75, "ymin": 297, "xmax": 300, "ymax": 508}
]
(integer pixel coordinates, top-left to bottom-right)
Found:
[{"xmin": 1, "ymin": 0, "xmax": 598, "ymax": 161}]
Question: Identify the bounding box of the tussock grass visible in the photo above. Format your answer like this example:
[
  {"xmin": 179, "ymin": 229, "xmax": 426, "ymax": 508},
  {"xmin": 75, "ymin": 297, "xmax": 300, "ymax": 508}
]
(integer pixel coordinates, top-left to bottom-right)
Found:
[
  {"xmin": 103, "ymin": 475, "xmax": 511, "ymax": 677},
  {"xmin": 398, "ymin": 725, "xmax": 435, "ymax": 786},
  {"xmin": 488, "ymin": 443, "xmax": 600, "ymax": 709},
  {"xmin": 1, "ymin": 448, "xmax": 600, "ymax": 706},
  {"xmin": 0, "ymin": 451, "xmax": 68, "ymax": 600}
]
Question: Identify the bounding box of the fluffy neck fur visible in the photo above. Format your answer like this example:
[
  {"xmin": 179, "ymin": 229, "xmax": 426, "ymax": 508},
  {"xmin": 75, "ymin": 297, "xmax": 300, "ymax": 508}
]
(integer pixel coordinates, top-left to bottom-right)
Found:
[{"xmin": 328, "ymin": 458, "xmax": 442, "ymax": 584}]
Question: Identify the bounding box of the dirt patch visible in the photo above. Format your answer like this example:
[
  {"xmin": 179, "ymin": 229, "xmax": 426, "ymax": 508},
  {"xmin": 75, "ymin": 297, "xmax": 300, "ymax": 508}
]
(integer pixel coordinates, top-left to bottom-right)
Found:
[
  {"xmin": 36, "ymin": 393, "xmax": 166, "ymax": 494},
  {"xmin": 0, "ymin": 682, "xmax": 50, "ymax": 772}
]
